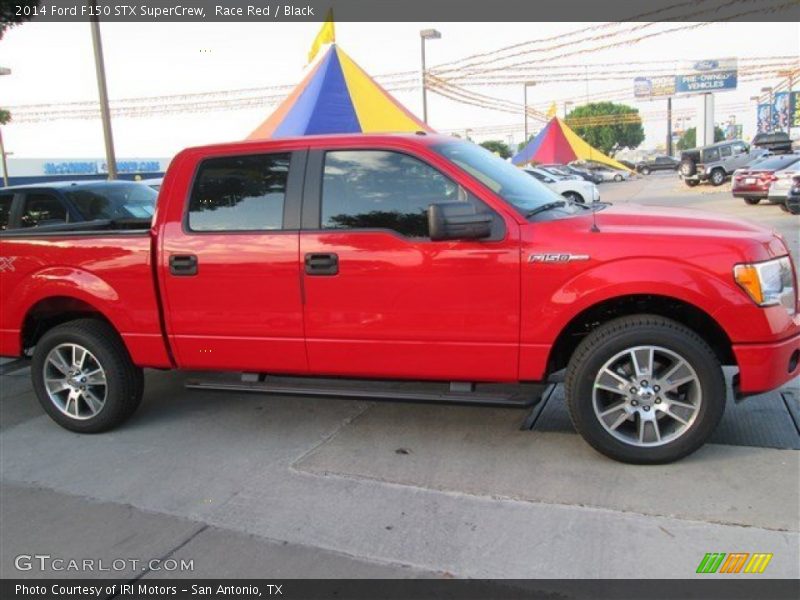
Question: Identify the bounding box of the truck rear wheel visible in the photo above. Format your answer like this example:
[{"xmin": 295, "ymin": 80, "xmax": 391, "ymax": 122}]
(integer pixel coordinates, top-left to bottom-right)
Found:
[
  {"xmin": 31, "ymin": 319, "xmax": 144, "ymax": 433},
  {"xmin": 744, "ymin": 197, "xmax": 761, "ymax": 205},
  {"xmin": 565, "ymin": 315, "xmax": 725, "ymax": 464}
]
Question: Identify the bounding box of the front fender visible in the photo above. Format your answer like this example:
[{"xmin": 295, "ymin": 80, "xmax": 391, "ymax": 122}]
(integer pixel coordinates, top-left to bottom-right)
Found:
[{"xmin": 519, "ymin": 257, "xmax": 751, "ymax": 380}]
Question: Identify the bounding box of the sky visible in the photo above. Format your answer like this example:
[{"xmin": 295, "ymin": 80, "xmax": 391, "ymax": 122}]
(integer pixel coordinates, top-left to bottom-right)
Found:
[{"xmin": 0, "ymin": 20, "xmax": 797, "ymax": 160}]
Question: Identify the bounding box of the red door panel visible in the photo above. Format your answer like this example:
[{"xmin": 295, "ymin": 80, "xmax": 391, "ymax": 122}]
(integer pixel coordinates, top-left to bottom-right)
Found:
[{"xmin": 301, "ymin": 231, "xmax": 520, "ymax": 381}]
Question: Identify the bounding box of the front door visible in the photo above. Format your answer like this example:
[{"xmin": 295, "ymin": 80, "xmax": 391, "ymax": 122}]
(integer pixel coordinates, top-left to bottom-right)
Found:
[
  {"xmin": 160, "ymin": 150, "xmax": 308, "ymax": 373},
  {"xmin": 299, "ymin": 148, "xmax": 520, "ymax": 382}
]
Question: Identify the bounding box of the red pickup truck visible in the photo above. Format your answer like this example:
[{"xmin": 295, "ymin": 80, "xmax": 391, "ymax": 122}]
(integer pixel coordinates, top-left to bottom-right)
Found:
[{"xmin": 1, "ymin": 134, "xmax": 798, "ymax": 463}]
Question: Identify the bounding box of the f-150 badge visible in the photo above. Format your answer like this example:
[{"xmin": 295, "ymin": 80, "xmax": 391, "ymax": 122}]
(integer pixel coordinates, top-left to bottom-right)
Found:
[{"xmin": 529, "ymin": 253, "xmax": 590, "ymax": 263}]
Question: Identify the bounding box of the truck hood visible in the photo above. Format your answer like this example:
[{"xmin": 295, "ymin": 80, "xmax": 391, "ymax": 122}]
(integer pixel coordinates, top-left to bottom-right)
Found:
[
  {"xmin": 559, "ymin": 203, "xmax": 788, "ymax": 261},
  {"xmin": 599, "ymin": 202, "xmax": 777, "ymax": 238}
]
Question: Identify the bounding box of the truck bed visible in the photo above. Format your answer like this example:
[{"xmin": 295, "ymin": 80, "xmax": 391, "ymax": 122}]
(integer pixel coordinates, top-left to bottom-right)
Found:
[{"xmin": 0, "ymin": 230, "xmax": 171, "ymax": 368}]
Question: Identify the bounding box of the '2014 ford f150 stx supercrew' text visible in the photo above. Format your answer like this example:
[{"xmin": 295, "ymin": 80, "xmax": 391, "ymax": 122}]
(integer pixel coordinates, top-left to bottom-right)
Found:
[{"xmin": 1, "ymin": 134, "xmax": 798, "ymax": 463}]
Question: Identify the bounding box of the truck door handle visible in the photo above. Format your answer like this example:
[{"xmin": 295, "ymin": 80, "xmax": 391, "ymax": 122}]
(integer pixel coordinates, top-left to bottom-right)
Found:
[
  {"xmin": 305, "ymin": 253, "xmax": 338, "ymax": 276},
  {"xmin": 169, "ymin": 254, "xmax": 198, "ymax": 276}
]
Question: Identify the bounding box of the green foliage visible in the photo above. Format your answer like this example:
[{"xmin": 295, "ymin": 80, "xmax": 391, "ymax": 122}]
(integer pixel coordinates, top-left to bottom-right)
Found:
[
  {"xmin": 1, "ymin": 0, "xmax": 40, "ymax": 39},
  {"xmin": 479, "ymin": 140, "xmax": 512, "ymax": 159},
  {"xmin": 566, "ymin": 102, "xmax": 644, "ymax": 157},
  {"xmin": 676, "ymin": 126, "xmax": 726, "ymax": 151},
  {"xmin": 0, "ymin": 109, "xmax": 10, "ymax": 125}
]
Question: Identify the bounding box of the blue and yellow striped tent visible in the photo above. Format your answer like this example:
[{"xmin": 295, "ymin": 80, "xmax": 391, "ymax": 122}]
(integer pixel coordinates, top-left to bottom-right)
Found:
[{"xmin": 248, "ymin": 45, "xmax": 431, "ymax": 139}]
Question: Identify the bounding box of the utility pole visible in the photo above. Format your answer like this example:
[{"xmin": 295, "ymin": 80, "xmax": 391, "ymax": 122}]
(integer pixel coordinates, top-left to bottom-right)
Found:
[
  {"xmin": 419, "ymin": 29, "xmax": 441, "ymax": 125},
  {"xmin": 666, "ymin": 96, "xmax": 673, "ymax": 156},
  {"xmin": 761, "ymin": 86, "xmax": 774, "ymax": 132},
  {"xmin": 523, "ymin": 81, "xmax": 536, "ymax": 142},
  {"xmin": 90, "ymin": 0, "xmax": 117, "ymax": 179},
  {"xmin": 0, "ymin": 129, "xmax": 9, "ymax": 187}
]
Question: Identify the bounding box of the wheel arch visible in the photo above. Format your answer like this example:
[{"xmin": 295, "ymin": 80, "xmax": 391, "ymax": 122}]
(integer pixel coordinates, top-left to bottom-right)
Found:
[
  {"xmin": 546, "ymin": 294, "xmax": 736, "ymax": 376},
  {"xmin": 21, "ymin": 295, "xmax": 120, "ymax": 354}
]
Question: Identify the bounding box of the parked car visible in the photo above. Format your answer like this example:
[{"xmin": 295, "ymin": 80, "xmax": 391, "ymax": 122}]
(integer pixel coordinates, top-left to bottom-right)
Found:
[
  {"xmin": 680, "ymin": 140, "xmax": 757, "ymax": 187},
  {"xmin": 767, "ymin": 158, "xmax": 800, "ymax": 206},
  {"xmin": 784, "ymin": 175, "xmax": 800, "ymax": 215},
  {"xmin": 524, "ymin": 167, "xmax": 600, "ymax": 204},
  {"xmin": 636, "ymin": 155, "xmax": 680, "ymax": 175},
  {"xmin": 138, "ymin": 177, "xmax": 164, "ymax": 191},
  {"xmin": 537, "ymin": 166, "xmax": 582, "ymax": 181},
  {"xmin": 617, "ymin": 159, "xmax": 637, "ymax": 171},
  {"xmin": 732, "ymin": 154, "xmax": 800, "ymax": 205},
  {"xmin": 592, "ymin": 167, "xmax": 631, "ymax": 182},
  {"xmin": 751, "ymin": 131, "xmax": 793, "ymax": 154},
  {"xmin": 0, "ymin": 180, "xmax": 157, "ymax": 231},
  {"xmin": 1, "ymin": 133, "xmax": 798, "ymax": 465},
  {"xmin": 540, "ymin": 163, "xmax": 603, "ymax": 184}
]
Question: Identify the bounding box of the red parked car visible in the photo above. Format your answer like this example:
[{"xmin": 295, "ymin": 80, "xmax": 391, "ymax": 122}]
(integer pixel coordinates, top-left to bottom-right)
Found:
[
  {"xmin": 1, "ymin": 134, "xmax": 798, "ymax": 464},
  {"xmin": 732, "ymin": 154, "xmax": 800, "ymax": 205}
]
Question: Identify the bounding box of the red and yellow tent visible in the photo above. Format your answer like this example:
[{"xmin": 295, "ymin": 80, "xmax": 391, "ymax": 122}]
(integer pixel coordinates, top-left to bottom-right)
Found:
[{"xmin": 512, "ymin": 117, "xmax": 632, "ymax": 171}]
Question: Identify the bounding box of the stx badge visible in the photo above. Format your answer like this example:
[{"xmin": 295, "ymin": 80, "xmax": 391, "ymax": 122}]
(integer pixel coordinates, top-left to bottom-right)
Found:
[
  {"xmin": 0, "ymin": 257, "xmax": 17, "ymax": 272},
  {"xmin": 529, "ymin": 253, "xmax": 590, "ymax": 263}
]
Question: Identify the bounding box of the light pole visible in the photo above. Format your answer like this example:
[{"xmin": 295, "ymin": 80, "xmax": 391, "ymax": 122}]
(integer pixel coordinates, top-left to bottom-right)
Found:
[
  {"xmin": 90, "ymin": 0, "xmax": 117, "ymax": 179},
  {"xmin": 523, "ymin": 81, "xmax": 536, "ymax": 142},
  {"xmin": 0, "ymin": 67, "xmax": 10, "ymax": 187},
  {"xmin": 419, "ymin": 29, "xmax": 441, "ymax": 125}
]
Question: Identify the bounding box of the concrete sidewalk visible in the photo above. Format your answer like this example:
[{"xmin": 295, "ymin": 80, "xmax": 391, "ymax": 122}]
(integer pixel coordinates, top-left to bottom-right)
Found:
[{"xmin": 1, "ymin": 366, "xmax": 798, "ymax": 579}]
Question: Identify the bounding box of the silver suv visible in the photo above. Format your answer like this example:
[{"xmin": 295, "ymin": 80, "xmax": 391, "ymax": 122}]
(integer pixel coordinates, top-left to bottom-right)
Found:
[{"xmin": 679, "ymin": 140, "xmax": 766, "ymax": 187}]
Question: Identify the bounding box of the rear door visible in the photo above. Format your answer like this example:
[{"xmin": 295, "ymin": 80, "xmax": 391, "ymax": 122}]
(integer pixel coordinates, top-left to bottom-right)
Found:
[
  {"xmin": 298, "ymin": 146, "xmax": 520, "ymax": 382},
  {"xmin": 18, "ymin": 190, "xmax": 72, "ymax": 228},
  {"xmin": 159, "ymin": 150, "xmax": 308, "ymax": 373}
]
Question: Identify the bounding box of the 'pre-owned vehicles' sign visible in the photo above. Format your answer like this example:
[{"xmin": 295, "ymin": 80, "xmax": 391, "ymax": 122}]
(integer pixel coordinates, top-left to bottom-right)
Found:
[{"xmin": 675, "ymin": 58, "xmax": 738, "ymax": 94}]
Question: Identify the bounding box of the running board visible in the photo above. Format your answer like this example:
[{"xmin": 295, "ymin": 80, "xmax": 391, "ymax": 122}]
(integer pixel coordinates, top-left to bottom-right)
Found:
[{"xmin": 185, "ymin": 374, "xmax": 547, "ymax": 409}]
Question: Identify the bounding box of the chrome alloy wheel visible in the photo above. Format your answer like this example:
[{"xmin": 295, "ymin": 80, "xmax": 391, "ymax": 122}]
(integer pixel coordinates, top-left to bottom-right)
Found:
[
  {"xmin": 592, "ymin": 345, "xmax": 702, "ymax": 447},
  {"xmin": 43, "ymin": 343, "xmax": 107, "ymax": 420}
]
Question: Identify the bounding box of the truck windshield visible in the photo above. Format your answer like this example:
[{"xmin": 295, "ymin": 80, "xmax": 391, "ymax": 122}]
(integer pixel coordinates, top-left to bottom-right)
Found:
[
  {"xmin": 432, "ymin": 140, "xmax": 565, "ymax": 215},
  {"xmin": 65, "ymin": 183, "xmax": 157, "ymax": 221}
]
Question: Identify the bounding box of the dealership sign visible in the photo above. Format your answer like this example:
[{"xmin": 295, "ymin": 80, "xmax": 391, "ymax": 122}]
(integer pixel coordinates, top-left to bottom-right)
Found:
[
  {"xmin": 633, "ymin": 75, "xmax": 676, "ymax": 99},
  {"xmin": 5, "ymin": 158, "xmax": 171, "ymax": 178},
  {"xmin": 675, "ymin": 58, "xmax": 738, "ymax": 94}
]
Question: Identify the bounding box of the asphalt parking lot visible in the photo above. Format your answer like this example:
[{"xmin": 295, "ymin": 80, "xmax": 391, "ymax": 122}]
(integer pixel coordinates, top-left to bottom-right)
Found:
[{"xmin": 1, "ymin": 172, "xmax": 798, "ymax": 580}]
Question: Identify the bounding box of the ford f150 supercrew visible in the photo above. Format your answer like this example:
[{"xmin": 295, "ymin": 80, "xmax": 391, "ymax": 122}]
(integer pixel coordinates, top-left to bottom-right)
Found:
[{"xmin": 1, "ymin": 133, "xmax": 798, "ymax": 464}]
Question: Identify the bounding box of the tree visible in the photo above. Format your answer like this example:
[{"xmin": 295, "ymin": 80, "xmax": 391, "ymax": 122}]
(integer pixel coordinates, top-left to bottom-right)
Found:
[
  {"xmin": 566, "ymin": 102, "xmax": 644, "ymax": 156},
  {"xmin": 479, "ymin": 140, "xmax": 512, "ymax": 159},
  {"xmin": 676, "ymin": 126, "xmax": 726, "ymax": 151},
  {"xmin": 1, "ymin": 1, "xmax": 39, "ymax": 39},
  {"xmin": 1, "ymin": 1, "xmax": 40, "ymax": 125}
]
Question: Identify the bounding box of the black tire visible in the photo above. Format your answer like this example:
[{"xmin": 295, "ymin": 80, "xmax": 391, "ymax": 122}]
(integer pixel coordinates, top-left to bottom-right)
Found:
[
  {"xmin": 684, "ymin": 179, "xmax": 700, "ymax": 187},
  {"xmin": 709, "ymin": 169, "xmax": 726, "ymax": 186},
  {"xmin": 31, "ymin": 318, "xmax": 144, "ymax": 433},
  {"xmin": 680, "ymin": 160, "xmax": 696, "ymax": 177},
  {"xmin": 744, "ymin": 197, "xmax": 761, "ymax": 205},
  {"xmin": 640, "ymin": 166, "xmax": 650, "ymax": 175},
  {"xmin": 565, "ymin": 315, "xmax": 725, "ymax": 464},
  {"xmin": 562, "ymin": 191, "xmax": 585, "ymax": 204},
  {"xmin": 786, "ymin": 201, "xmax": 800, "ymax": 215},
  {"xmin": 613, "ymin": 174, "xmax": 623, "ymax": 182}
]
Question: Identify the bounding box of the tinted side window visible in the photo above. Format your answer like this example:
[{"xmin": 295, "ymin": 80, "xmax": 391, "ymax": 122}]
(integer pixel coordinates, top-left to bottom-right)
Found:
[
  {"xmin": 720, "ymin": 145, "xmax": 732, "ymax": 157},
  {"xmin": 20, "ymin": 193, "xmax": 68, "ymax": 228},
  {"xmin": 188, "ymin": 153, "xmax": 290, "ymax": 231},
  {"xmin": 0, "ymin": 194, "xmax": 12, "ymax": 230},
  {"xmin": 732, "ymin": 143, "xmax": 747, "ymax": 155},
  {"xmin": 703, "ymin": 148, "xmax": 720, "ymax": 162},
  {"xmin": 321, "ymin": 150, "xmax": 460, "ymax": 237}
]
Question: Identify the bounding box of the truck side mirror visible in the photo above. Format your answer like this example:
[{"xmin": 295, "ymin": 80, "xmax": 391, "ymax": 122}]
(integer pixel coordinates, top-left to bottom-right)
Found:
[{"xmin": 428, "ymin": 202, "xmax": 492, "ymax": 241}]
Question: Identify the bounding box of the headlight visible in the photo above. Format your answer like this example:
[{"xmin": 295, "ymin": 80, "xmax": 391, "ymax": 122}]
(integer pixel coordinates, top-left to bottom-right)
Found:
[{"xmin": 734, "ymin": 256, "xmax": 796, "ymax": 314}]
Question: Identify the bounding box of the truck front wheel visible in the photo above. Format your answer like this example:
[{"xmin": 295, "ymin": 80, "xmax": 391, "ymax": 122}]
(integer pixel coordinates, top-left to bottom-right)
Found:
[
  {"xmin": 565, "ymin": 315, "xmax": 725, "ymax": 464},
  {"xmin": 31, "ymin": 319, "xmax": 144, "ymax": 433}
]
